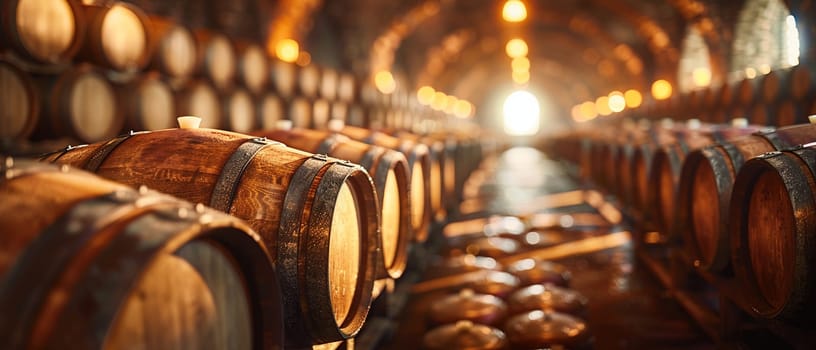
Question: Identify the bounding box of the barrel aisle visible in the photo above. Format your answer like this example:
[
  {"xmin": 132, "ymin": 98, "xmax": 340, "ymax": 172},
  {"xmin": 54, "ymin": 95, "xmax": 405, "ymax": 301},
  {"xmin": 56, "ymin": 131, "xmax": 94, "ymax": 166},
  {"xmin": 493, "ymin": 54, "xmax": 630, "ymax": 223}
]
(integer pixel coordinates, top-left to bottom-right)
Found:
[{"xmin": 383, "ymin": 146, "xmax": 715, "ymax": 349}]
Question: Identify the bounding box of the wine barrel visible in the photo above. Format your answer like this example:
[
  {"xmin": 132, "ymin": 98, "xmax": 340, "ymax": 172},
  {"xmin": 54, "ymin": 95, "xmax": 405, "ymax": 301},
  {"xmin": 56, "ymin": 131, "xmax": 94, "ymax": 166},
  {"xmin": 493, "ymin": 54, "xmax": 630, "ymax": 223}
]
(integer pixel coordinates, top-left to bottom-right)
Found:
[
  {"xmin": 647, "ymin": 121, "xmax": 761, "ymax": 233},
  {"xmin": 147, "ymin": 16, "xmax": 197, "ymax": 80},
  {"xmin": 236, "ymin": 42, "xmax": 269, "ymax": 95},
  {"xmin": 393, "ymin": 130, "xmax": 448, "ymax": 222},
  {"xmin": 299, "ymin": 64, "xmax": 321, "ymax": 98},
  {"xmin": 735, "ymin": 77, "xmax": 760, "ymax": 107},
  {"xmin": 222, "ymin": 88, "xmax": 256, "ymax": 133},
  {"xmin": 629, "ymin": 121, "xmax": 677, "ymax": 216},
  {"xmin": 729, "ymin": 145, "xmax": 816, "ymax": 320},
  {"xmin": 270, "ymin": 58, "xmax": 297, "ymax": 98},
  {"xmin": 760, "ymin": 67, "xmax": 790, "ymax": 105},
  {"xmin": 331, "ymin": 101, "xmax": 349, "ymax": 122},
  {"xmin": 339, "ymin": 125, "xmax": 432, "ymax": 241},
  {"xmin": 313, "ymin": 99, "xmax": 332, "ymax": 130},
  {"xmin": 337, "ymin": 73, "xmax": 356, "ymax": 103},
  {"xmin": 193, "ymin": 30, "xmax": 236, "ymax": 91},
  {"xmin": 118, "ymin": 72, "xmax": 175, "ymax": 131},
  {"xmin": 78, "ymin": 2, "xmax": 151, "ymax": 72},
  {"xmin": 43, "ymin": 127, "xmax": 379, "ymax": 346},
  {"xmin": 289, "ymin": 97, "xmax": 313, "ymax": 129},
  {"xmin": 33, "ymin": 64, "xmax": 123, "ymax": 143},
  {"xmin": 675, "ymin": 122, "xmax": 816, "ymax": 272},
  {"xmin": 258, "ymin": 93, "xmax": 285, "ymax": 130},
  {"xmin": 0, "ymin": 159, "xmax": 283, "ymax": 349},
  {"xmin": 175, "ymin": 79, "xmax": 222, "ymax": 129},
  {"xmin": 774, "ymin": 97, "xmax": 808, "ymax": 127},
  {"xmin": 1, "ymin": 0, "xmax": 85, "ymax": 65},
  {"xmin": 320, "ymin": 68, "xmax": 339, "ymax": 101},
  {"xmin": 256, "ymin": 126, "xmax": 412, "ymax": 279},
  {"xmin": 0, "ymin": 60, "xmax": 39, "ymax": 142},
  {"xmin": 790, "ymin": 62, "xmax": 816, "ymax": 100}
]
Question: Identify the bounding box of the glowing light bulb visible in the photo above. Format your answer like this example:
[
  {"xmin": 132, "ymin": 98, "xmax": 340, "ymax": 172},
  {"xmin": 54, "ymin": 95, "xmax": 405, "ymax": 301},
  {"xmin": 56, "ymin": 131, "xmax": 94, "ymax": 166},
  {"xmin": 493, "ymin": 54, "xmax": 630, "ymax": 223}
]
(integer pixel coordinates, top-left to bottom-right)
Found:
[
  {"xmin": 502, "ymin": 0, "xmax": 527, "ymax": 22},
  {"xmin": 651, "ymin": 80, "xmax": 672, "ymax": 100},
  {"xmin": 596, "ymin": 96, "xmax": 612, "ymax": 116},
  {"xmin": 692, "ymin": 67, "xmax": 711, "ymax": 87},
  {"xmin": 275, "ymin": 39, "xmax": 300, "ymax": 63},
  {"xmin": 624, "ymin": 89, "xmax": 642, "ymax": 108},
  {"xmin": 417, "ymin": 86, "xmax": 435, "ymax": 105},
  {"xmin": 512, "ymin": 70, "xmax": 530, "ymax": 84},
  {"xmin": 608, "ymin": 91, "xmax": 626, "ymax": 112},
  {"xmin": 374, "ymin": 71, "xmax": 396, "ymax": 94},
  {"xmin": 512, "ymin": 57, "xmax": 530, "ymax": 72},
  {"xmin": 505, "ymin": 38, "xmax": 528, "ymax": 58},
  {"xmin": 503, "ymin": 90, "xmax": 539, "ymax": 135}
]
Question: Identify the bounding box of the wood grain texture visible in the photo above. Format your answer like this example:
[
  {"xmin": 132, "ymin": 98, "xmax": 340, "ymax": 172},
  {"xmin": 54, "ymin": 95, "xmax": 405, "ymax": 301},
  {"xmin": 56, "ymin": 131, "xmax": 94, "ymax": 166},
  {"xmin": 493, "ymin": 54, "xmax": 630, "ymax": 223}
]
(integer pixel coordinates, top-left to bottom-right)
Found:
[
  {"xmin": 46, "ymin": 128, "xmax": 377, "ymax": 345},
  {"xmin": 0, "ymin": 160, "xmax": 283, "ymax": 349}
]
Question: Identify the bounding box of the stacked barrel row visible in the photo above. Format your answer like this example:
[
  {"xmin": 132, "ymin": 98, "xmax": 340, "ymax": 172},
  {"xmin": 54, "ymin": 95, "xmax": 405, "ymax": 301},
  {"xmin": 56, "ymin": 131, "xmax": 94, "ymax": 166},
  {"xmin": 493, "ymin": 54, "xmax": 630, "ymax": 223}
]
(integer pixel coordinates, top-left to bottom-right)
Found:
[
  {"xmin": 547, "ymin": 115, "xmax": 816, "ymax": 328},
  {"xmin": 643, "ymin": 63, "xmax": 816, "ymax": 127}
]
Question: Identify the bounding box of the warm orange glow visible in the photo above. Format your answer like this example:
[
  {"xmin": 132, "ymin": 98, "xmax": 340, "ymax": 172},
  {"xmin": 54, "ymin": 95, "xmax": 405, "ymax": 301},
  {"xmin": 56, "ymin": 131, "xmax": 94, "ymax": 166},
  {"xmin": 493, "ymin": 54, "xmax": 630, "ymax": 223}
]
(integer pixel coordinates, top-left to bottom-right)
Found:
[
  {"xmin": 596, "ymin": 96, "xmax": 612, "ymax": 116},
  {"xmin": 275, "ymin": 39, "xmax": 300, "ymax": 63},
  {"xmin": 502, "ymin": 0, "xmax": 527, "ymax": 22},
  {"xmin": 512, "ymin": 70, "xmax": 530, "ymax": 84},
  {"xmin": 511, "ymin": 56, "xmax": 530, "ymax": 72},
  {"xmin": 374, "ymin": 71, "xmax": 396, "ymax": 94},
  {"xmin": 608, "ymin": 91, "xmax": 626, "ymax": 112},
  {"xmin": 444, "ymin": 95, "xmax": 458, "ymax": 114},
  {"xmin": 296, "ymin": 51, "xmax": 311, "ymax": 67},
  {"xmin": 505, "ymin": 38, "xmax": 528, "ymax": 58},
  {"xmin": 417, "ymin": 86, "xmax": 435, "ymax": 105},
  {"xmin": 624, "ymin": 89, "xmax": 642, "ymax": 108},
  {"xmin": 431, "ymin": 91, "xmax": 447, "ymax": 110},
  {"xmin": 453, "ymin": 100, "xmax": 473, "ymax": 118},
  {"xmin": 744, "ymin": 67, "xmax": 757, "ymax": 79},
  {"xmin": 579, "ymin": 101, "xmax": 598, "ymax": 120},
  {"xmin": 651, "ymin": 79, "xmax": 673, "ymax": 100},
  {"xmin": 692, "ymin": 67, "xmax": 711, "ymax": 87}
]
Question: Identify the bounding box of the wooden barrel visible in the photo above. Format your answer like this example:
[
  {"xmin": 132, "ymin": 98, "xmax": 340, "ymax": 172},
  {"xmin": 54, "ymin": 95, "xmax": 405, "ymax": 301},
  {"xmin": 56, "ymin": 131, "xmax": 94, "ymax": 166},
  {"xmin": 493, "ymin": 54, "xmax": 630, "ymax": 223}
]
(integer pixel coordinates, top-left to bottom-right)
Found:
[
  {"xmin": 337, "ymin": 73, "xmax": 356, "ymax": 103},
  {"xmin": 393, "ymin": 131, "xmax": 448, "ymax": 222},
  {"xmin": 320, "ymin": 68, "xmax": 339, "ymax": 101},
  {"xmin": 628, "ymin": 122, "xmax": 677, "ymax": 216},
  {"xmin": 222, "ymin": 88, "xmax": 256, "ymax": 133},
  {"xmin": 270, "ymin": 58, "xmax": 296, "ymax": 98},
  {"xmin": 298, "ymin": 64, "xmax": 321, "ymax": 99},
  {"xmin": 256, "ymin": 127, "xmax": 412, "ymax": 279},
  {"xmin": 774, "ymin": 97, "xmax": 808, "ymax": 127},
  {"xmin": 147, "ymin": 16, "xmax": 197, "ymax": 80},
  {"xmin": 675, "ymin": 123, "xmax": 816, "ymax": 272},
  {"xmin": 258, "ymin": 93, "xmax": 285, "ymax": 130},
  {"xmin": 193, "ymin": 30, "xmax": 236, "ymax": 91},
  {"xmin": 729, "ymin": 145, "xmax": 816, "ymax": 320},
  {"xmin": 33, "ymin": 64, "xmax": 123, "ymax": 143},
  {"xmin": 735, "ymin": 77, "xmax": 760, "ymax": 107},
  {"xmin": 0, "ymin": 159, "xmax": 283, "ymax": 349},
  {"xmin": 236, "ymin": 42, "xmax": 268, "ymax": 95},
  {"xmin": 646, "ymin": 122, "xmax": 761, "ymax": 234},
  {"xmin": 0, "ymin": 0, "xmax": 85, "ymax": 65},
  {"xmin": 760, "ymin": 68, "xmax": 790, "ymax": 105},
  {"xmin": 331, "ymin": 101, "xmax": 349, "ymax": 122},
  {"xmin": 313, "ymin": 99, "xmax": 332, "ymax": 130},
  {"xmin": 289, "ymin": 97, "xmax": 313, "ymax": 129},
  {"xmin": 118, "ymin": 72, "xmax": 175, "ymax": 131},
  {"xmin": 43, "ymin": 127, "xmax": 379, "ymax": 346},
  {"xmin": 78, "ymin": 2, "xmax": 151, "ymax": 72},
  {"xmin": 0, "ymin": 59, "xmax": 39, "ymax": 142},
  {"xmin": 340, "ymin": 125, "xmax": 432, "ymax": 241},
  {"xmin": 175, "ymin": 79, "xmax": 221, "ymax": 129},
  {"xmin": 790, "ymin": 63, "xmax": 816, "ymax": 100}
]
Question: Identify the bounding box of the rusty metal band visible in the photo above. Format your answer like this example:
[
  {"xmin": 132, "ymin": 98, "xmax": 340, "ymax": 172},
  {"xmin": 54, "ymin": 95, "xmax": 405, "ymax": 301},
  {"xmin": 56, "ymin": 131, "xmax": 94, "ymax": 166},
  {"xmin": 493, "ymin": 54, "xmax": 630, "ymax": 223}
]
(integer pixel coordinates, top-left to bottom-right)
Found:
[
  {"xmin": 0, "ymin": 190, "xmax": 142, "ymax": 348},
  {"xmin": 209, "ymin": 137, "xmax": 281, "ymax": 212},
  {"xmin": 316, "ymin": 134, "xmax": 342, "ymax": 155},
  {"xmin": 360, "ymin": 145, "xmax": 384, "ymax": 171},
  {"xmin": 84, "ymin": 130, "xmax": 151, "ymax": 172},
  {"xmin": 276, "ymin": 153, "xmax": 332, "ymax": 345},
  {"xmin": 754, "ymin": 128, "xmax": 787, "ymax": 150}
]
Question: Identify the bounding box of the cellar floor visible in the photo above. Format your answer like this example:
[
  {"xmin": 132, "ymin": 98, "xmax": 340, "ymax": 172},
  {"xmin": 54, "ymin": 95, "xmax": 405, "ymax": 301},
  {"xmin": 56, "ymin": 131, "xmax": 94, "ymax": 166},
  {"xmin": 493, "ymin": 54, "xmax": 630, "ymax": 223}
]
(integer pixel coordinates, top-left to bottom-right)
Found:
[{"xmin": 380, "ymin": 146, "xmax": 716, "ymax": 350}]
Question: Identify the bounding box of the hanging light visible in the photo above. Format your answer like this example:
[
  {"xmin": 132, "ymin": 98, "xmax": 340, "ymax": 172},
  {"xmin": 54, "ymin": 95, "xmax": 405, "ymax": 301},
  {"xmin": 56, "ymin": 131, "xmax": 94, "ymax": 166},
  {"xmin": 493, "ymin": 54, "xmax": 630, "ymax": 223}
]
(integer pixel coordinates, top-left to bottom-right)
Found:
[
  {"xmin": 275, "ymin": 39, "xmax": 300, "ymax": 63},
  {"xmin": 502, "ymin": 0, "xmax": 527, "ymax": 23},
  {"xmin": 505, "ymin": 38, "xmax": 528, "ymax": 58}
]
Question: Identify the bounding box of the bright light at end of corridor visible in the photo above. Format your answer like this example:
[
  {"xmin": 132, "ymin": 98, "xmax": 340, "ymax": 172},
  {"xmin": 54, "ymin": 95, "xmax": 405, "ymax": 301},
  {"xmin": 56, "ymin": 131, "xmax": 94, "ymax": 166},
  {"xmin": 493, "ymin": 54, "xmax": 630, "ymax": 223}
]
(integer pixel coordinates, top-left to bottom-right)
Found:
[
  {"xmin": 502, "ymin": 0, "xmax": 528, "ymax": 22},
  {"xmin": 503, "ymin": 90, "xmax": 540, "ymax": 136}
]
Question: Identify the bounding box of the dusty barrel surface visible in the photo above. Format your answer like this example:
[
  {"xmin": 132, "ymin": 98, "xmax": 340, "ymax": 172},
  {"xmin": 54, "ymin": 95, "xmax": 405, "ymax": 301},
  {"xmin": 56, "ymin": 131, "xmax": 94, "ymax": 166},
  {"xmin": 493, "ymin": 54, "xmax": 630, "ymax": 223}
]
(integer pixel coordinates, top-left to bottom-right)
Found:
[
  {"xmin": 33, "ymin": 64, "xmax": 123, "ymax": 143},
  {"xmin": 1, "ymin": 0, "xmax": 85, "ymax": 65},
  {"xmin": 675, "ymin": 123, "xmax": 816, "ymax": 272},
  {"xmin": 42, "ymin": 128, "xmax": 379, "ymax": 345},
  {"xmin": 256, "ymin": 127, "xmax": 412, "ymax": 280},
  {"xmin": 118, "ymin": 72, "xmax": 175, "ymax": 131},
  {"xmin": 340, "ymin": 125, "xmax": 432, "ymax": 241},
  {"xmin": 0, "ymin": 159, "xmax": 284, "ymax": 349},
  {"xmin": 78, "ymin": 2, "xmax": 151, "ymax": 72},
  {"xmin": 0, "ymin": 59, "xmax": 39, "ymax": 142},
  {"xmin": 729, "ymin": 145, "xmax": 816, "ymax": 321}
]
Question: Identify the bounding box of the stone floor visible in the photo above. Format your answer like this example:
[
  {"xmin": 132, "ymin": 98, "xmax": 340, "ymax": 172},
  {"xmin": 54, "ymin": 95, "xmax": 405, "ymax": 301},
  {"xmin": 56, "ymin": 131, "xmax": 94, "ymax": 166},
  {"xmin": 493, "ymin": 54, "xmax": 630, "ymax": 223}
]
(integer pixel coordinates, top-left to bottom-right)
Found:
[{"xmin": 380, "ymin": 146, "xmax": 715, "ymax": 349}]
